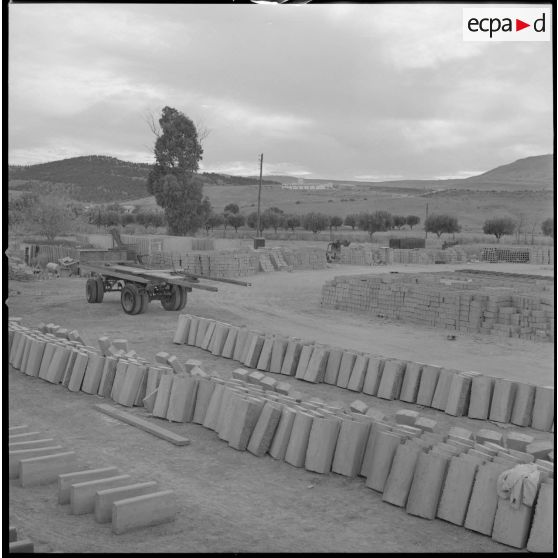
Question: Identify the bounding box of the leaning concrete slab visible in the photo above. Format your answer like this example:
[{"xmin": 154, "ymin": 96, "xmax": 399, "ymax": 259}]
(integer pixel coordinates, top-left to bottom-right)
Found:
[
  {"xmin": 112, "ymin": 490, "xmax": 178, "ymax": 534},
  {"xmin": 444, "ymin": 373, "xmax": 472, "ymax": 417},
  {"xmin": 436, "ymin": 456, "xmax": 479, "ymax": 526},
  {"xmin": 81, "ymin": 353, "xmax": 106, "ymax": 394},
  {"xmin": 97, "ymin": 356, "xmax": 118, "ymax": 398},
  {"xmin": 346, "ymin": 354, "xmax": 369, "ymax": 392},
  {"xmin": 173, "ymin": 314, "xmax": 190, "ymax": 345},
  {"xmin": 256, "ymin": 336, "xmax": 275, "ymax": 372},
  {"xmin": 376, "ymin": 360, "xmax": 406, "ymax": 400},
  {"xmin": 489, "ymin": 378, "xmax": 517, "ymax": 423},
  {"xmin": 202, "ymin": 383, "xmax": 226, "ymax": 431},
  {"xmin": 463, "ymin": 462, "xmax": 510, "ymax": 535},
  {"xmin": 531, "ymin": 386, "xmax": 554, "ymax": 431},
  {"xmin": 280, "ymin": 338, "xmax": 304, "ymax": 376},
  {"xmin": 365, "ymin": 431, "xmax": 403, "ymax": 492},
  {"xmin": 467, "ymin": 375, "xmax": 494, "ymax": 420},
  {"xmin": 294, "ymin": 344, "xmax": 314, "ymax": 380},
  {"xmin": 305, "ymin": 415, "xmax": 341, "ymax": 474},
  {"xmin": 331, "ymin": 418, "xmax": 370, "ymax": 478},
  {"xmin": 151, "ymin": 374, "xmax": 174, "ymax": 418},
  {"xmin": 284, "ymin": 411, "xmax": 314, "ymax": 468},
  {"xmin": 221, "ymin": 326, "xmax": 239, "ymax": 359},
  {"xmin": 336, "ymin": 351, "xmax": 357, "ymax": 389},
  {"xmin": 166, "ymin": 375, "xmax": 199, "ymax": 423},
  {"xmin": 269, "ymin": 406, "xmax": 297, "ymax": 460},
  {"xmin": 382, "ymin": 441, "xmax": 424, "ymax": 508},
  {"xmin": 95, "ymin": 481, "xmax": 159, "ymax": 524},
  {"xmin": 399, "ymin": 362, "xmax": 423, "ymax": 403},
  {"xmin": 406, "ymin": 451, "xmax": 449, "ymax": 519},
  {"xmin": 415, "ymin": 364, "xmax": 441, "ymax": 407},
  {"xmin": 492, "ymin": 497, "xmax": 535, "ymax": 549},
  {"xmin": 526, "ymin": 480, "xmax": 553, "ymax": 552},
  {"xmin": 303, "ymin": 346, "xmax": 329, "ymax": 384},
  {"xmin": 323, "ymin": 348, "xmax": 343, "ymax": 385},
  {"xmin": 192, "ymin": 378, "xmax": 215, "ymax": 425},
  {"xmin": 67, "ymin": 352, "xmax": 90, "ymax": 393},
  {"xmin": 228, "ymin": 397, "xmax": 265, "ymax": 451},
  {"xmin": 247, "ymin": 402, "xmax": 282, "ymax": 457},
  {"xmin": 430, "ymin": 368, "xmax": 457, "ymax": 410},
  {"xmin": 510, "ymin": 383, "xmax": 535, "ymax": 427}
]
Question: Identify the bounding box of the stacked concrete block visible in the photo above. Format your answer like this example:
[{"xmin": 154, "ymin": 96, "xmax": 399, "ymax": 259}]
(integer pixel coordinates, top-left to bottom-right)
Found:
[
  {"xmin": 406, "ymin": 452, "xmax": 450, "ymax": 519},
  {"xmin": 382, "ymin": 441, "xmax": 424, "ymax": 507},
  {"xmin": 464, "ymin": 462, "xmax": 510, "ymax": 535},
  {"xmin": 376, "ymin": 360, "xmax": 406, "ymax": 400},
  {"xmin": 365, "ymin": 431, "xmax": 403, "ymax": 492},
  {"xmin": 476, "ymin": 429, "xmax": 503, "ymax": 446},
  {"xmin": 444, "ymin": 373, "xmax": 472, "ymax": 417},
  {"xmin": 510, "ymin": 383, "xmax": 535, "ymax": 427},
  {"xmin": 489, "ymin": 379, "xmax": 517, "ymax": 423},
  {"xmin": 414, "ymin": 417, "xmax": 437, "ymax": 433},
  {"xmin": 505, "ymin": 431, "xmax": 534, "ymax": 452},
  {"xmin": 346, "ymin": 354, "xmax": 369, "ymax": 392},
  {"xmin": 531, "ymin": 386, "xmax": 554, "ymax": 431},
  {"xmin": 305, "ymin": 415, "xmax": 341, "ymax": 474},
  {"xmin": 525, "ymin": 440, "xmax": 554, "ymax": 460}
]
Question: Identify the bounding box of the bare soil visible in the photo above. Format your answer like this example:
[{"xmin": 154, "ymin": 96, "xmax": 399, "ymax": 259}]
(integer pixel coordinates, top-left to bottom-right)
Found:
[{"xmin": 7, "ymin": 261, "xmax": 554, "ymax": 553}]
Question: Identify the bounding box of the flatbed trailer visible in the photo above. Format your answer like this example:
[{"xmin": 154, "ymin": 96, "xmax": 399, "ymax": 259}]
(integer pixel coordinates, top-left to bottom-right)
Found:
[{"xmin": 80, "ymin": 261, "xmax": 250, "ymax": 315}]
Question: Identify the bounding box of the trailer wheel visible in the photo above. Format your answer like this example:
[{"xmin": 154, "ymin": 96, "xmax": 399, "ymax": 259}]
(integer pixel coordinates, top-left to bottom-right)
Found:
[
  {"xmin": 86, "ymin": 278, "xmax": 98, "ymax": 303},
  {"xmin": 121, "ymin": 284, "xmax": 142, "ymax": 315},
  {"xmin": 176, "ymin": 287, "xmax": 187, "ymax": 311},
  {"xmin": 95, "ymin": 276, "xmax": 104, "ymax": 303},
  {"xmin": 161, "ymin": 285, "xmax": 182, "ymax": 311}
]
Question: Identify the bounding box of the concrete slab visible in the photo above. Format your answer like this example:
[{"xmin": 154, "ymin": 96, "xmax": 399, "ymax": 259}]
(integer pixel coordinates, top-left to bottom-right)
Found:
[
  {"xmin": 284, "ymin": 411, "xmax": 314, "ymax": 467},
  {"xmin": 444, "ymin": 373, "xmax": 472, "ymax": 417},
  {"xmin": 192, "ymin": 378, "xmax": 215, "ymax": 425},
  {"xmin": 430, "ymin": 368, "xmax": 457, "ymax": 410},
  {"xmin": 531, "ymin": 386, "xmax": 554, "ymax": 431},
  {"xmin": 247, "ymin": 402, "xmax": 282, "ymax": 457},
  {"xmin": 256, "ymin": 336, "xmax": 275, "ymax": 372},
  {"xmin": 294, "ymin": 344, "xmax": 314, "ymax": 380},
  {"xmin": 365, "ymin": 431, "xmax": 403, "ymax": 492},
  {"xmin": 331, "ymin": 418, "xmax": 371, "ymax": 478},
  {"xmin": 151, "ymin": 374, "xmax": 174, "ymax": 418},
  {"xmin": 228, "ymin": 397, "xmax": 265, "ymax": 451},
  {"xmin": 510, "ymin": 383, "xmax": 535, "ymax": 427},
  {"xmin": 305, "ymin": 415, "xmax": 341, "ymax": 474},
  {"xmin": 268, "ymin": 406, "xmax": 297, "ymax": 460},
  {"xmin": 526, "ymin": 480, "xmax": 554, "ymax": 552},
  {"xmin": 280, "ymin": 338, "xmax": 304, "ymax": 376},
  {"xmin": 173, "ymin": 314, "xmax": 190, "ymax": 345},
  {"xmin": 95, "ymin": 481, "xmax": 159, "ymax": 523},
  {"xmin": 382, "ymin": 441, "xmax": 424, "ymax": 507},
  {"xmin": 19, "ymin": 452, "xmax": 80, "ymax": 487},
  {"xmin": 399, "ymin": 361, "xmax": 423, "ymax": 403},
  {"xmin": 415, "ymin": 364, "xmax": 441, "ymax": 407},
  {"xmin": 97, "ymin": 356, "xmax": 118, "ymax": 398},
  {"xmin": 58, "ymin": 467, "xmax": 121, "ymax": 504},
  {"xmin": 336, "ymin": 351, "xmax": 357, "ymax": 389},
  {"xmin": 71, "ymin": 475, "xmax": 133, "ymax": 515},
  {"xmin": 323, "ymin": 348, "xmax": 343, "ymax": 385},
  {"xmin": 303, "ymin": 346, "xmax": 329, "ymax": 384},
  {"xmin": 9, "ymin": 446, "xmax": 64, "ymax": 479},
  {"xmin": 376, "ymin": 359, "xmax": 406, "ymax": 400},
  {"xmin": 111, "ymin": 490, "xmax": 178, "ymax": 534}
]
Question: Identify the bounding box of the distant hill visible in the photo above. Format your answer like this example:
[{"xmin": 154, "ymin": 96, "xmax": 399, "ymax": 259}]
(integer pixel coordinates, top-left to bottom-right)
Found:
[
  {"xmin": 8, "ymin": 153, "xmax": 552, "ymax": 204},
  {"xmin": 8, "ymin": 155, "xmax": 280, "ymax": 203},
  {"xmin": 464, "ymin": 154, "xmax": 553, "ymax": 187}
]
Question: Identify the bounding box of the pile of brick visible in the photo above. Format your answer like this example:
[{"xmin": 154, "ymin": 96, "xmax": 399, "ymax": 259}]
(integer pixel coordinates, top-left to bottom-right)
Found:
[
  {"xmin": 321, "ymin": 273, "xmax": 554, "ymax": 341},
  {"xmin": 338, "ymin": 245, "xmax": 388, "ymax": 265},
  {"xmin": 280, "ymin": 247, "xmax": 328, "ymax": 270},
  {"xmin": 9, "ymin": 423, "xmax": 177, "ymax": 534},
  {"xmin": 390, "ymin": 248, "xmax": 469, "ymax": 265},
  {"xmin": 481, "ymin": 246, "xmax": 554, "ymax": 265},
  {"xmin": 172, "ymin": 314, "xmax": 554, "ymax": 432}
]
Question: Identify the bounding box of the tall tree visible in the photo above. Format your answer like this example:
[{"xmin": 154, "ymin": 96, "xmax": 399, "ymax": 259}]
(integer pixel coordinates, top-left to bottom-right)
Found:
[
  {"xmin": 541, "ymin": 217, "xmax": 554, "ymax": 238},
  {"xmin": 424, "ymin": 214, "xmax": 460, "ymax": 238},
  {"xmin": 146, "ymin": 106, "xmax": 211, "ymax": 235},
  {"xmin": 483, "ymin": 217, "xmax": 515, "ymax": 242}
]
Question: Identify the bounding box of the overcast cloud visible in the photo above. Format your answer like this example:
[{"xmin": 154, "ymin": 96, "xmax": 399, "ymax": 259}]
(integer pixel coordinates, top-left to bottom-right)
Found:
[{"xmin": 8, "ymin": 3, "xmax": 553, "ymax": 180}]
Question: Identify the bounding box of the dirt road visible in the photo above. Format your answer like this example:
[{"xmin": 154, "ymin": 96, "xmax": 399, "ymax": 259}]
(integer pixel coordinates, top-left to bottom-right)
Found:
[{"xmin": 7, "ymin": 263, "xmax": 554, "ymax": 552}]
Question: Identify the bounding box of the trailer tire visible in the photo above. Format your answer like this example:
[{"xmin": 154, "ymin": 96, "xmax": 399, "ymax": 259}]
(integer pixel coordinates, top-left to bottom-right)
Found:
[
  {"xmin": 95, "ymin": 276, "xmax": 104, "ymax": 303},
  {"xmin": 121, "ymin": 284, "xmax": 142, "ymax": 315},
  {"xmin": 86, "ymin": 278, "xmax": 98, "ymax": 303},
  {"xmin": 161, "ymin": 285, "xmax": 182, "ymax": 311},
  {"xmin": 176, "ymin": 287, "xmax": 187, "ymax": 311}
]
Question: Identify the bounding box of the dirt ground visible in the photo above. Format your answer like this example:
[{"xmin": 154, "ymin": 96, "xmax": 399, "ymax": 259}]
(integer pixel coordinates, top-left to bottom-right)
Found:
[{"xmin": 7, "ymin": 261, "xmax": 554, "ymax": 553}]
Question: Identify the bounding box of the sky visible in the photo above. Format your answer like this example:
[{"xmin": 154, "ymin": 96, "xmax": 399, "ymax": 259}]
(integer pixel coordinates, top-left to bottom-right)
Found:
[{"xmin": 8, "ymin": 3, "xmax": 554, "ymax": 180}]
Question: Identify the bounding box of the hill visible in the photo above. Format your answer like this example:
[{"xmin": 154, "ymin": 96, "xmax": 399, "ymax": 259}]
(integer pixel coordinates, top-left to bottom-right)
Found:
[{"xmin": 8, "ymin": 155, "xmax": 279, "ymax": 203}]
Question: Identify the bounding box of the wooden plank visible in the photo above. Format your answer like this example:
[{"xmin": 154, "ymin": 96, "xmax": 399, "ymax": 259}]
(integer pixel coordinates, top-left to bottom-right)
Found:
[{"xmin": 95, "ymin": 404, "xmax": 190, "ymax": 446}]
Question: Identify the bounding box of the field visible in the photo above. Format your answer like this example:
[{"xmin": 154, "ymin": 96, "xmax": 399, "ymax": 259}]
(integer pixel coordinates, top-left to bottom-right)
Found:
[
  {"xmin": 8, "ymin": 260, "xmax": 554, "ymax": 553},
  {"xmin": 129, "ymin": 183, "xmax": 553, "ymax": 234}
]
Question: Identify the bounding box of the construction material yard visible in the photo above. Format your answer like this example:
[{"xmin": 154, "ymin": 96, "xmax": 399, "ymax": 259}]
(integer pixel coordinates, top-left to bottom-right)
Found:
[{"xmin": 8, "ymin": 261, "xmax": 554, "ymax": 553}]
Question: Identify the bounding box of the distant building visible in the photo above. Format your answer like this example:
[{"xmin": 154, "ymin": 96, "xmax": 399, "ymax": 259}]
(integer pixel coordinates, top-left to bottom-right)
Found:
[{"xmin": 281, "ymin": 177, "xmax": 334, "ymax": 190}]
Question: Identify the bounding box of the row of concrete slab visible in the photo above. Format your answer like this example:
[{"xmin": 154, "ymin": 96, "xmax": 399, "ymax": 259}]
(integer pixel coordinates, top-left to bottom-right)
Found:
[
  {"xmin": 143, "ymin": 366, "xmax": 554, "ymax": 551},
  {"xmin": 8, "ymin": 424, "xmax": 177, "ymax": 535},
  {"xmin": 172, "ymin": 313, "xmax": 555, "ymax": 432}
]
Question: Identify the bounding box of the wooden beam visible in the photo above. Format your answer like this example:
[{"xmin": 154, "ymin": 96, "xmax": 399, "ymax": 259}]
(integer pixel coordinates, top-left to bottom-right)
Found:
[{"xmin": 94, "ymin": 404, "xmax": 190, "ymax": 446}]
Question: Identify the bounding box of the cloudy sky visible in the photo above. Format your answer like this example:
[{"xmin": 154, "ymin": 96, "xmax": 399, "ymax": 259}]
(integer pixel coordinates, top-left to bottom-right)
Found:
[{"xmin": 8, "ymin": 3, "xmax": 553, "ymax": 180}]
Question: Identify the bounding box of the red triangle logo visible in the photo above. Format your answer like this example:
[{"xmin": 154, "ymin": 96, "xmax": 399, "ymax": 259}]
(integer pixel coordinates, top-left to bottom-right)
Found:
[{"xmin": 516, "ymin": 19, "xmax": 530, "ymax": 31}]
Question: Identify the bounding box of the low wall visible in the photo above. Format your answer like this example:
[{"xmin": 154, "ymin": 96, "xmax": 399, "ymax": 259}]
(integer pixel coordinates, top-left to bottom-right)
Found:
[{"xmin": 321, "ymin": 272, "xmax": 554, "ymax": 342}]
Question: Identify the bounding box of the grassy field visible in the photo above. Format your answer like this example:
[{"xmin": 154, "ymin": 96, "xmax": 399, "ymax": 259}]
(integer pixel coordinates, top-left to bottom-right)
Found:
[{"xmin": 128, "ymin": 182, "xmax": 553, "ymax": 234}]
